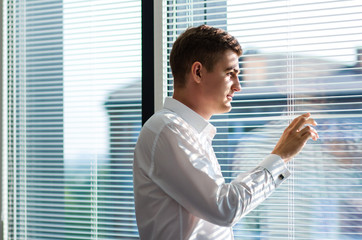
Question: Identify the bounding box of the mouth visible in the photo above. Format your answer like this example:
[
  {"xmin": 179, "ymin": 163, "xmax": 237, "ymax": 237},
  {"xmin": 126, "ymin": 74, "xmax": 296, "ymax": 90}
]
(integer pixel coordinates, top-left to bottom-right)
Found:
[{"xmin": 226, "ymin": 94, "xmax": 233, "ymax": 101}]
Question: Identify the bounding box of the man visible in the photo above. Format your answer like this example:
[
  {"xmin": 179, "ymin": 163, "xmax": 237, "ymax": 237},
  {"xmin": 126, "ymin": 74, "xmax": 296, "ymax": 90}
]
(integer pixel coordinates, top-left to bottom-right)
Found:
[{"xmin": 133, "ymin": 25, "xmax": 319, "ymax": 240}]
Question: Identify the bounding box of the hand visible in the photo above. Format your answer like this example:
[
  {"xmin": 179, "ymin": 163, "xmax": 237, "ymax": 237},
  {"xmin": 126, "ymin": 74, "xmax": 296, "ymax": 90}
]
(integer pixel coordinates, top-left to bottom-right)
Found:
[{"xmin": 271, "ymin": 113, "xmax": 319, "ymax": 162}]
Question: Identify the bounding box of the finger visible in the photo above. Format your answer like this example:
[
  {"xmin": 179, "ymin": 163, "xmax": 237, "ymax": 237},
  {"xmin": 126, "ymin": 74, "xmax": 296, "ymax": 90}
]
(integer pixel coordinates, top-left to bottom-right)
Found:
[
  {"xmin": 290, "ymin": 113, "xmax": 311, "ymax": 131},
  {"xmin": 304, "ymin": 116, "xmax": 318, "ymax": 126},
  {"xmin": 301, "ymin": 125, "xmax": 319, "ymax": 138},
  {"xmin": 294, "ymin": 115, "xmax": 318, "ymax": 132},
  {"xmin": 300, "ymin": 125, "xmax": 319, "ymax": 141},
  {"xmin": 287, "ymin": 113, "xmax": 309, "ymax": 129}
]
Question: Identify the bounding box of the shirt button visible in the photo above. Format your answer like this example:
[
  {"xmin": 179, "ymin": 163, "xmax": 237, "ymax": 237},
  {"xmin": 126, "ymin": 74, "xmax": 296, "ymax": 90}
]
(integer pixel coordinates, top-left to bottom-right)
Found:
[{"xmin": 278, "ymin": 174, "xmax": 284, "ymax": 180}]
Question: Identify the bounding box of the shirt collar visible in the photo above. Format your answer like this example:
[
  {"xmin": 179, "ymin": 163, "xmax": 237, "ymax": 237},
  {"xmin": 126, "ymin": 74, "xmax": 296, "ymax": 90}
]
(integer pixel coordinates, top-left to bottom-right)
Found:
[{"xmin": 163, "ymin": 97, "xmax": 216, "ymax": 138}]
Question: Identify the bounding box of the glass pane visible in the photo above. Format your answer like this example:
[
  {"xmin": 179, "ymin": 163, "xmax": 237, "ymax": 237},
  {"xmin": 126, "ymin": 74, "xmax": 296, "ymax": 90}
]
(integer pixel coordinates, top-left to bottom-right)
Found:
[
  {"xmin": 5, "ymin": 0, "xmax": 141, "ymax": 238},
  {"xmin": 164, "ymin": 0, "xmax": 362, "ymax": 239}
]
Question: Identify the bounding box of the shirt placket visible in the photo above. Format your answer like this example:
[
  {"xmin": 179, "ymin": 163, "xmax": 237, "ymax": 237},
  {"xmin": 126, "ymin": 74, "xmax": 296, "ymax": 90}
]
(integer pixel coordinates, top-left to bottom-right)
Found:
[{"xmin": 201, "ymin": 130, "xmax": 223, "ymax": 181}]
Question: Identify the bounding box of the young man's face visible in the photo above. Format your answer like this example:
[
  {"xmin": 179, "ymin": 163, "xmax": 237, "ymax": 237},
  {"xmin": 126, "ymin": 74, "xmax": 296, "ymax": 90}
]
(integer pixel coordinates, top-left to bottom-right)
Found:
[{"xmin": 200, "ymin": 49, "xmax": 241, "ymax": 116}]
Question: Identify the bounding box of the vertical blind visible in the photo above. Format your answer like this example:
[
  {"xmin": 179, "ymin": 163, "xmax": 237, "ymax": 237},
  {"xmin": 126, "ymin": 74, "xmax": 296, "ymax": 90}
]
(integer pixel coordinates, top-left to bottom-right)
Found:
[
  {"xmin": 4, "ymin": 0, "xmax": 141, "ymax": 239},
  {"xmin": 164, "ymin": 0, "xmax": 362, "ymax": 239}
]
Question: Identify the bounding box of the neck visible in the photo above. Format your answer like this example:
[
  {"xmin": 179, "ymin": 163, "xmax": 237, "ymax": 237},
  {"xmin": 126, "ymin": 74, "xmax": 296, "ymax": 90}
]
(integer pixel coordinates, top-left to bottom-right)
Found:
[{"xmin": 173, "ymin": 88, "xmax": 212, "ymax": 120}]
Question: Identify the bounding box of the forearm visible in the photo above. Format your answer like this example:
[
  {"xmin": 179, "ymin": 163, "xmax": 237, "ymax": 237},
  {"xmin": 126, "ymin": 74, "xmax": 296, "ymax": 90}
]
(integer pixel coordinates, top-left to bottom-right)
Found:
[{"xmin": 213, "ymin": 154, "xmax": 290, "ymax": 226}]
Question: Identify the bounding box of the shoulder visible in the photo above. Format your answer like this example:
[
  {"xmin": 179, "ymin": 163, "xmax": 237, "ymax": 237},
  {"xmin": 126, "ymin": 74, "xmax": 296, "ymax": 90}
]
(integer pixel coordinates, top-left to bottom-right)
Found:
[
  {"xmin": 136, "ymin": 109, "xmax": 194, "ymax": 154},
  {"xmin": 143, "ymin": 109, "xmax": 189, "ymax": 134}
]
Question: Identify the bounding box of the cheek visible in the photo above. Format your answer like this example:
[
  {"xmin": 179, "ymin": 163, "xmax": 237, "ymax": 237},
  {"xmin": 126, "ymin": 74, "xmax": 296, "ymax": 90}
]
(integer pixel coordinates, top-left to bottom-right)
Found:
[
  {"xmin": 204, "ymin": 76, "xmax": 229, "ymax": 96},
  {"xmin": 222, "ymin": 79, "xmax": 233, "ymax": 91}
]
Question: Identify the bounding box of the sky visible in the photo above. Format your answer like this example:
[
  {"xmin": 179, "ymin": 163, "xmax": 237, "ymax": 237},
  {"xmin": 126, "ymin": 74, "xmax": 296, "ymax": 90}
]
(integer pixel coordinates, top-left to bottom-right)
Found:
[{"xmin": 63, "ymin": 0, "xmax": 141, "ymax": 166}]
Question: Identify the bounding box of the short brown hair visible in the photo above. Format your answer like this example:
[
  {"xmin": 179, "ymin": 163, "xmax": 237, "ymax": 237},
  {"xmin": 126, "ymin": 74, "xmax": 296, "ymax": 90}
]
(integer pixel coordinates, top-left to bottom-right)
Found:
[{"xmin": 170, "ymin": 25, "xmax": 242, "ymax": 88}]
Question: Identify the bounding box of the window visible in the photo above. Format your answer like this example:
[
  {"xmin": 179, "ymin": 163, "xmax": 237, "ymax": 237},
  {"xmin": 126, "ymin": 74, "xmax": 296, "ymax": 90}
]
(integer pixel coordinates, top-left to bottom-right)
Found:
[
  {"xmin": 3, "ymin": 0, "xmax": 141, "ymax": 238},
  {"xmin": 2, "ymin": 0, "xmax": 361, "ymax": 239},
  {"xmin": 163, "ymin": 0, "xmax": 362, "ymax": 239}
]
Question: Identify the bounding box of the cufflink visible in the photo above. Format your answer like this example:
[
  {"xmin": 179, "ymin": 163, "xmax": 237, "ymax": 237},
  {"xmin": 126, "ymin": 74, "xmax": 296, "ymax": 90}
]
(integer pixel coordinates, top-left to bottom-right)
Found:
[{"xmin": 278, "ymin": 174, "xmax": 284, "ymax": 180}]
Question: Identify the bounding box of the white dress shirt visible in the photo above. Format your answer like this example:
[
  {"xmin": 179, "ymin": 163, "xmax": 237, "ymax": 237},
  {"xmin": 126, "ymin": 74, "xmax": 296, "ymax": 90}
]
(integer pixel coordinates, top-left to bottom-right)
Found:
[{"xmin": 133, "ymin": 97, "xmax": 290, "ymax": 240}]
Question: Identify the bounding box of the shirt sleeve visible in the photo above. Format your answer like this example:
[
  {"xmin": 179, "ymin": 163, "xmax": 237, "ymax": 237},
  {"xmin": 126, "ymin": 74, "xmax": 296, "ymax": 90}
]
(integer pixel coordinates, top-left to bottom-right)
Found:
[
  {"xmin": 259, "ymin": 154, "xmax": 291, "ymax": 186},
  {"xmin": 149, "ymin": 123, "xmax": 290, "ymax": 227}
]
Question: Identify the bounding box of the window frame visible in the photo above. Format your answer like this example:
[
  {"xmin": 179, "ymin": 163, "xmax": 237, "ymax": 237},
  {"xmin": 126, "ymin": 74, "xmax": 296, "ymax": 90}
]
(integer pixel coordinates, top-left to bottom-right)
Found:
[{"xmin": 142, "ymin": 0, "xmax": 166, "ymax": 126}]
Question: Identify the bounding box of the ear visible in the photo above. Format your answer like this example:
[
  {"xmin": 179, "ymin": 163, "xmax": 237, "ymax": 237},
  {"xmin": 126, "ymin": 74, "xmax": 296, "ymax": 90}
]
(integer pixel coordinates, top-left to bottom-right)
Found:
[{"xmin": 191, "ymin": 61, "xmax": 203, "ymax": 84}]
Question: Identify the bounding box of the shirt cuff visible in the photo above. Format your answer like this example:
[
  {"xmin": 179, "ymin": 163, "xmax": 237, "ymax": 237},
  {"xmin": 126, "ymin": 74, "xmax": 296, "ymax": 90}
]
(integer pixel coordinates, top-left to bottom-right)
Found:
[{"xmin": 259, "ymin": 154, "xmax": 291, "ymax": 187}]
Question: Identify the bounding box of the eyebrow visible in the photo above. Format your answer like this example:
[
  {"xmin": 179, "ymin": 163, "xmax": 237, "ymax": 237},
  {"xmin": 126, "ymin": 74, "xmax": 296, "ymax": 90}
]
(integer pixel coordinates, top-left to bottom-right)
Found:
[{"xmin": 225, "ymin": 66, "xmax": 240, "ymax": 74}]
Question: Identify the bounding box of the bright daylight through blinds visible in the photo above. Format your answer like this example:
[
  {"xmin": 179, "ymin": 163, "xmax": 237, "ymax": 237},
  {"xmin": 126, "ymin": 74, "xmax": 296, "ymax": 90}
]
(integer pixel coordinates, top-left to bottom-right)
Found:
[
  {"xmin": 4, "ymin": 0, "xmax": 141, "ymax": 239},
  {"xmin": 165, "ymin": 0, "xmax": 361, "ymax": 239}
]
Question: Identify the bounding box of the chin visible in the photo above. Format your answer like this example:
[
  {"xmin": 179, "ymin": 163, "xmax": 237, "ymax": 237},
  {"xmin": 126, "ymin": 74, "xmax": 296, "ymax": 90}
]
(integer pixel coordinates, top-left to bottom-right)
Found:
[
  {"xmin": 225, "ymin": 101, "xmax": 232, "ymax": 110},
  {"xmin": 219, "ymin": 104, "xmax": 232, "ymax": 114},
  {"xmin": 225, "ymin": 107, "xmax": 232, "ymax": 113}
]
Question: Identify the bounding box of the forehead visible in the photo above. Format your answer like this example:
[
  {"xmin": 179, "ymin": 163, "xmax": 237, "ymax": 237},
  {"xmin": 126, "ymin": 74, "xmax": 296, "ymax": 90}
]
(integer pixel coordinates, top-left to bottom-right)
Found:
[
  {"xmin": 215, "ymin": 49, "xmax": 240, "ymax": 70},
  {"xmin": 213, "ymin": 50, "xmax": 239, "ymax": 71}
]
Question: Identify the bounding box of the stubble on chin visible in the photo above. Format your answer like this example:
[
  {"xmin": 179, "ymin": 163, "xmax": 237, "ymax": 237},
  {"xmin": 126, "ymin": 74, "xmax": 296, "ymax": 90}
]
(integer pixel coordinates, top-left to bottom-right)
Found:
[{"xmin": 219, "ymin": 101, "xmax": 232, "ymax": 114}]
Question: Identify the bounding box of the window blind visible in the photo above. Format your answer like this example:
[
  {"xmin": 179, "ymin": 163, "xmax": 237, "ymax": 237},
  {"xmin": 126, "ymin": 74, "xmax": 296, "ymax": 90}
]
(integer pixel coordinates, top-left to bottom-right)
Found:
[
  {"xmin": 164, "ymin": 0, "xmax": 362, "ymax": 239},
  {"xmin": 4, "ymin": 0, "xmax": 141, "ymax": 239}
]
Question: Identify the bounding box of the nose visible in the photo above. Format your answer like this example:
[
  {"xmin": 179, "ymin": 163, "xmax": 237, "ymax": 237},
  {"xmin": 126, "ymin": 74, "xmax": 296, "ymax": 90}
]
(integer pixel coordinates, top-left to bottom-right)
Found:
[{"xmin": 233, "ymin": 75, "xmax": 241, "ymax": 92}]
